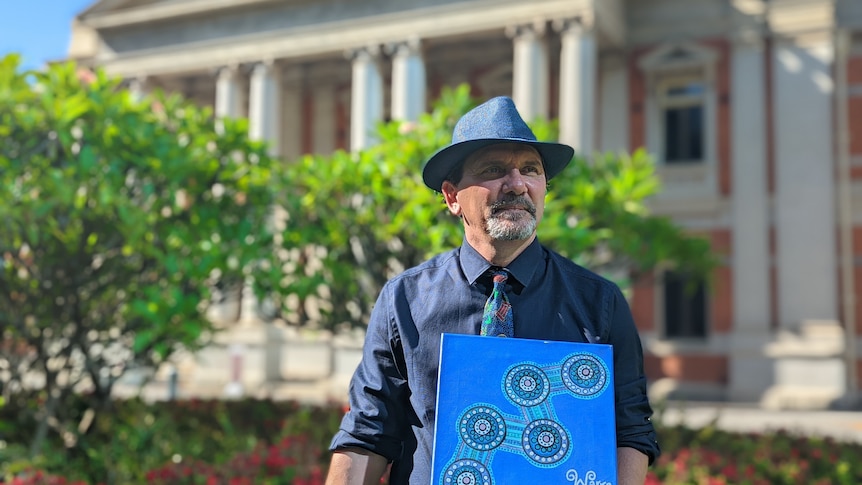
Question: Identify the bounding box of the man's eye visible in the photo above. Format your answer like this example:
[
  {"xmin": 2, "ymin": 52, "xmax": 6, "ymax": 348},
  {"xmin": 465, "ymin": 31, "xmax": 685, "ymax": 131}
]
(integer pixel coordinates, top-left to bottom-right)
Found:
[
  {"xmin": 522, "ymin": 166, "xmax": 540, "ymax": 174},
  {"xmin": 484, "ymin": 166, "xmax": 504, "ymax": 174}
]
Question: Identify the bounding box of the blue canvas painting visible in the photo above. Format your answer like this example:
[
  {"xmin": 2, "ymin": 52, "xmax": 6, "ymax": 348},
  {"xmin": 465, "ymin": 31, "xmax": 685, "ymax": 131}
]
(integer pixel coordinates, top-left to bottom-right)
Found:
[{"xmin": 430, "ymin": 333, "xmax": 617, "ymax": 485}]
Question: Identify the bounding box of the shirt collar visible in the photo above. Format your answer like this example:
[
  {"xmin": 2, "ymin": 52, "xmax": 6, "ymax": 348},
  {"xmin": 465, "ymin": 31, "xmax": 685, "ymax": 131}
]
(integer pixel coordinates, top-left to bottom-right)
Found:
[{"xmin": 459, "ymin": 237, "xmax": 542, "ymax": 287}]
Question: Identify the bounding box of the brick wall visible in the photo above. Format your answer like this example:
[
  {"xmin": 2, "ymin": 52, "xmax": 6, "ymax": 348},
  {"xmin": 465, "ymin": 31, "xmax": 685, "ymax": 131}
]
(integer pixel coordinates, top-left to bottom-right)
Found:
[
  {"xmin": 630, "ymin": 228, "xmax": 733, "ymax": 386},
  {"xmin": 644, "ymin": 354, "xmax": 728, "ymax": 383},
  {"xmin": 848, "ymin": 55, "xmax": 862, "ymax": 162}
]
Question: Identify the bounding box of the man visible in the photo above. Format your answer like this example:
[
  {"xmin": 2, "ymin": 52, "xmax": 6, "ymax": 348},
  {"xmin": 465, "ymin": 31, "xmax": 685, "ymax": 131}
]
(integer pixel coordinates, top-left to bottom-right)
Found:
[{"xmin": 326, "ymin": 96, "xmax": 659, "ymax": 485}]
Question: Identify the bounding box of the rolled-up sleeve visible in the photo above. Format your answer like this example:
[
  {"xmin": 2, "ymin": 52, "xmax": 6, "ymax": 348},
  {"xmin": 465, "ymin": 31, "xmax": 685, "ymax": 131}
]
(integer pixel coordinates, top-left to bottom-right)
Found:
[
  {"xmin": 607, "ymin": 286, "xmax": 661, "ymax": 463},
  {"xmin": 329, "ymin": 285, "xmax": 411, "ymax": 461}
]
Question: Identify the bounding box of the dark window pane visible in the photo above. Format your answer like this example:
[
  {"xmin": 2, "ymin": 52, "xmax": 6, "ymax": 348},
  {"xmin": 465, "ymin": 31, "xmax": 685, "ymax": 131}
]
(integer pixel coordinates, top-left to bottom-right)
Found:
[
  {"xmin": 664, "ymin": 271, "xmax": 707, "ymax": 339},
  {"xmin": 687, "ymin": 106, "xmax": 703, "ymax": 159},
  {"xmin": 664, "ymin": 109, "xmax": 682, "ymax": 161},
  {"xmin": 663, "ymin": 105, "xmax": 703, "ymax": 163}
]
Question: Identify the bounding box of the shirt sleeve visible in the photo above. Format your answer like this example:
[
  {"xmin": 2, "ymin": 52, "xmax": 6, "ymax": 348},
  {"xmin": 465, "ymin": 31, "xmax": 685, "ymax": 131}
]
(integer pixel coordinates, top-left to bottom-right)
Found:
[
  {"xmin": 329, "ymin": 284, "xmax": 412, "ymax": 461},
  {"xmin": 607, "ymin": 285, "xmax": 661, "ymax": 464}
]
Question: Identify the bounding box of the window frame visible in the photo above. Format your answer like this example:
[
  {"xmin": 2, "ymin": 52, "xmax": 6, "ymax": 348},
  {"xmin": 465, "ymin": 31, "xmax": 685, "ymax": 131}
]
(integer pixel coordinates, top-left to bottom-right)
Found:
[
  {"xmin": 658, "ymin": 74, "xmax": 707, "ymax": 164},
  {"xmin": 661, "ymin": 270, "xmax": 709, "ymax": 341},
  {"xmin": 639, "ymin": 43, "xmax": 719, "ymax": 198}
]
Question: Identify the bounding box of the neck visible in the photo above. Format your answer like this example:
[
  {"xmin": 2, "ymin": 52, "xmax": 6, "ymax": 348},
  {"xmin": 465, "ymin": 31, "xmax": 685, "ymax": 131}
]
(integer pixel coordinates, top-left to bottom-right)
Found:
[{"xmin": 466, "ymin": 233, "xmax": 535, "ymax": 267}]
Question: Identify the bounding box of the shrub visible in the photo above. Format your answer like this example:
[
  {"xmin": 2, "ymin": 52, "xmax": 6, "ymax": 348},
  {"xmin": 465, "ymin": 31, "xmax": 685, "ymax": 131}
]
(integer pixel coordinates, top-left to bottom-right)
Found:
[
  {"xmin": 650, "ymin": 424, "xmax": 862, "ymax": 485},
  {"xmin": 1, "ymin": 398, "xmax": 341, "ymax": 484},
  {"xmin": 4, "ymin": 398, "xmax": 862, "ymax": 484}
]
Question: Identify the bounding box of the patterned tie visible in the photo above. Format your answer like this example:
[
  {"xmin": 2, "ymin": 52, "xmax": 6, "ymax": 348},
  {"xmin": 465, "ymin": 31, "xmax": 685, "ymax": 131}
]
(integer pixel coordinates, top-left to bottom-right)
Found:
[{"xmin": 481, "ymin": 270, "xmax": 514, "ymax": 337}]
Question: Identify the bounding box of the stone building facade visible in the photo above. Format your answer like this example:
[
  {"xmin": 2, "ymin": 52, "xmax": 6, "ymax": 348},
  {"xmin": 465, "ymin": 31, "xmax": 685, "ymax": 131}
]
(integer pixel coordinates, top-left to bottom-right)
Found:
[{"xmin": 69, "ymin": 0, "xmax": 862, "ymax": 408}]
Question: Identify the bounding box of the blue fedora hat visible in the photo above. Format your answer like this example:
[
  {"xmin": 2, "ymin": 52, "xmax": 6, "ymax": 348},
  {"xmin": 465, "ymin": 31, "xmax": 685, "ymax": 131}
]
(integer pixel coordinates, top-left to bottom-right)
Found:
[{"xmin": 422, "ymin": 96, "xmax": 575, "ymax": 191}]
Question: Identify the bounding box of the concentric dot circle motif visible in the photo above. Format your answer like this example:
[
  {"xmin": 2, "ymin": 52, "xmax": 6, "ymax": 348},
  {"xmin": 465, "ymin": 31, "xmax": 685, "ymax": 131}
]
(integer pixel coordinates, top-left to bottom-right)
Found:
[
  {"xmin": 504, "ymin": 364, "xmax": 550, "ymax": 406},
  {"xmin": 458, "ymin": 406, "xmax": 507, "ymax": 451},
  {"xmin": 521, "ymin": 419, "xmax": 570, "ymax": 465},
  {"xmin": 561, "ymin": 353, "xmax": 609, "ymax": 398},
  {"xmin": 442, "ymin": 459, "xmax": 492, "ymax": 485}
]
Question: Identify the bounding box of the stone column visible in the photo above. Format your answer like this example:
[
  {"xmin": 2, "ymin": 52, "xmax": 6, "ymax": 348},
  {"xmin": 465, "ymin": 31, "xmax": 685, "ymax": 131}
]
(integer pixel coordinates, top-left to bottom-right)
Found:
[
  {"xmin": 728, "ymin": 30, "xmax": 773, "ymax": 401},
  {"xmin": 507, "ymin": 22, "xmax": 548, "ymax": 123},
  {"xmin": 762, "ymin": 37, "xmax": 844, "ymax": 409},
  {"xmin": 389, "ymin": 38, "xmax": 426, "ymax": 122},
  {"xmin": 248, "ymin": 61, "xmax": 282, "ymax": 156},
  {"xmin": 348, "ymin": 46, "xmax": 384, "ymax": 151},
  {"xmin": 243, "ymin": 62, "xmax": 281, "ymax": 322},
  {"xmin": 215, "ymin": 66, "xmax": 243, "ymax": 120},
  {"xmin": 555, "ymin": 18, "xmax": 596, "ymax": 156},
  {"xmin": 772, "ymin": 40, "xmax": 838, "ymax": 329},
  {"xmin": 215, "ymin": 66, "xmax": 244, "ymax": 137}
]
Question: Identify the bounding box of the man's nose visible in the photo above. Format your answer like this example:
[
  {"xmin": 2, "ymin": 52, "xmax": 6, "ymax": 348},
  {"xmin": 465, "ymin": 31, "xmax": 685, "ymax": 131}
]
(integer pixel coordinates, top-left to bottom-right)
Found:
[{"xmin": 502, "ymin": 169, "xmax": 527, "ymax": 194}]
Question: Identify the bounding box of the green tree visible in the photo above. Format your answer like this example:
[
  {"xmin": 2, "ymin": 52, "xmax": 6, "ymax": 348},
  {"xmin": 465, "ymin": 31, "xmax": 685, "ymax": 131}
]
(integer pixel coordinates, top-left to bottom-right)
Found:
[
  {"xmin": 280, "ymin": 84, "xmax": 716, "ymax": 331},
  {"xmin": 0, "ymin": 55, "xmax": 715, "ymax": 481},
  {"xmin": 0, "ymin": 54, "xmax": 294, "ymax": 466}
]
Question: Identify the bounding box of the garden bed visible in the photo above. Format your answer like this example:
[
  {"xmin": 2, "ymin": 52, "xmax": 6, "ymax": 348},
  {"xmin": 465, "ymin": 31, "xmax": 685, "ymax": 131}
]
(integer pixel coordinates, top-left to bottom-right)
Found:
[{"xmin": 1, "ymin": 398, "xmax": 860, "ymax": 484}]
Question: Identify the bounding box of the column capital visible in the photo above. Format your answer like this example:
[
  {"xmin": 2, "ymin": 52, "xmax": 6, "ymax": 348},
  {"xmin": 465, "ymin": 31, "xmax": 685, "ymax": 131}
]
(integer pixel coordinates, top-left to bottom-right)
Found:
[
  {"xmin": 345, "ymin": 44, "xmax": 381, "ymax": 62},
  {"xmin": 249, "ymin": 59, "xmax": 282, "ymax": 77},
  {"xmin": 505, "ymin": 19, "xmax": 547, "ymax": 39},
  {"xmin": 729, "ymin": 0, "xmax": 767, "ymax": 48},
  {"xmin": 252, "ymin": 57, "xmax": 279, "ymax": 68},
  {"xmin": 215, "ymin": 64, "xmax": 242, "ymax": 79},
  {"xmin": 552, "ymin": 15, "xmax": 594, "ymax": 34},
  {"xmin": 384, "ymin": 37, "xmax": 423, "ymax": 57}
]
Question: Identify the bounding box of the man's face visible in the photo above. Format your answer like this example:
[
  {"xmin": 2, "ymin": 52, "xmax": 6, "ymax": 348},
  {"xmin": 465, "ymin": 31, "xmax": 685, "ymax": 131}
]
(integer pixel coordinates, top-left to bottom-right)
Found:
[{"xmin": 441, "ymin": 143, "xmax": 546, "ymax": 242}]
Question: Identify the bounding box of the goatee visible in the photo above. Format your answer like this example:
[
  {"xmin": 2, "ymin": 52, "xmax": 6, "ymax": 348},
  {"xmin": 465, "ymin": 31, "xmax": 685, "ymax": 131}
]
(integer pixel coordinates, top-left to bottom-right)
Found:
[{"xmin": 486, "ymin": 196, "xmax": 537, "ymax": 241}]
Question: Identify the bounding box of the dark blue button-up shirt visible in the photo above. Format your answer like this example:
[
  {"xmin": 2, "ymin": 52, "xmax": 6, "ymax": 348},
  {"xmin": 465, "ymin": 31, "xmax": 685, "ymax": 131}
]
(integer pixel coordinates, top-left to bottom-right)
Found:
[{"xmin": 330, "ymin": 238, "xmax": 659, "ymax": 484}]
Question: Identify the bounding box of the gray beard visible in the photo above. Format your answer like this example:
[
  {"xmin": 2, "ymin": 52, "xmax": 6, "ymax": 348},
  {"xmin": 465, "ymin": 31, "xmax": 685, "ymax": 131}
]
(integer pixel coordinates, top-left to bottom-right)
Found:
[{"xmin": 487, "ymin": 211, "xmax": 537, "ymax": 241}]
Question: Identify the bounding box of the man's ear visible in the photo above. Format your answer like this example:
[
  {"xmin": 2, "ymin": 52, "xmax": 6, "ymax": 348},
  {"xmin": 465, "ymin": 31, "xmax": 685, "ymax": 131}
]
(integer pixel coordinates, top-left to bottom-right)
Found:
[{"xmin": 441, "ymin": 181, "xmax": 461, "ymax": 216}]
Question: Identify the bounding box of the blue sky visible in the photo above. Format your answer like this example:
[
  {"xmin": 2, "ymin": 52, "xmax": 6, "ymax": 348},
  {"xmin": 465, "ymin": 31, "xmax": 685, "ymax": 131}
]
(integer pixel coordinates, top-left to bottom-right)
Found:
[{"xmin": 0, "ymin": 0, "xmax": 98, "ymax": 70}]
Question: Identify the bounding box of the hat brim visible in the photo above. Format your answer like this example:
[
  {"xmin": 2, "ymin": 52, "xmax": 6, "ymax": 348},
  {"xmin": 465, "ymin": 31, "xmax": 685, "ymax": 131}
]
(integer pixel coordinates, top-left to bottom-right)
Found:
[{"xmin": 422, "ymin": 138, "xmax": 575, "ymax": 191}]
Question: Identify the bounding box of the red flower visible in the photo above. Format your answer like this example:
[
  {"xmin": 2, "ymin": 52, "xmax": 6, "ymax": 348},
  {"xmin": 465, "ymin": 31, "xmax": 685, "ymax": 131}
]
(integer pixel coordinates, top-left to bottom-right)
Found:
[
  {"xmin": 720, "ymin": 464, "xmax": 738, "ymax": 481},
  {"xmin": 644, "ymin": 471, "xmax": 661, "ymax": 485}
]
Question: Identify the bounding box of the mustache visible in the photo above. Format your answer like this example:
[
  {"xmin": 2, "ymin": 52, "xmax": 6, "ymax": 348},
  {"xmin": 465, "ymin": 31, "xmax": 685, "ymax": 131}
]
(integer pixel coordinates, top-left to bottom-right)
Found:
[{"xmin": 489, "ymin": 196, "xmax": 536, "ymax": 216}]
